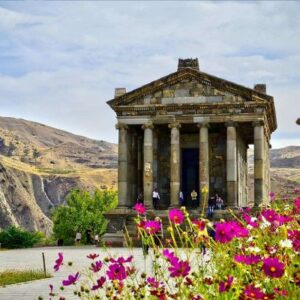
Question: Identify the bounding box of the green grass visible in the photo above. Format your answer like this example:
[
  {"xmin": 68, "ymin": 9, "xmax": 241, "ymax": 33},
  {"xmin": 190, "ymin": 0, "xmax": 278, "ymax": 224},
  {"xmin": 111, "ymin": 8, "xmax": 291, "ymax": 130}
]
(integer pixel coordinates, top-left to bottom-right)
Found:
[{"xmin": 0, "ymin": 269, "xmax": 51, "ymax": 287}]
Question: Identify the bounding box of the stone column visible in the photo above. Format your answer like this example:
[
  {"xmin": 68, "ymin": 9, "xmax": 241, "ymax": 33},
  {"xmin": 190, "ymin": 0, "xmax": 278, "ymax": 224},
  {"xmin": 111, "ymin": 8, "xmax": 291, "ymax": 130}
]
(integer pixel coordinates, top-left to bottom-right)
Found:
[
  {"xmin": 116, "ymin": 123, "xmax": 128, "ymax": 208},
  {"xmin": 137, "ymin": 135, "xmax": 143, "ymax": 195},
  {"xmin": 226, "ymin": 121, "xmax": 238, "ymax": 207},
  {"xmin": 253, "ymin": 121, "xmax": 265, "ymax": 206},
  {"xmin": 142, "ymin": 122, "xmax": 154, "ymax": 210},
  {"xmin": 169, "ymin": 121, "xmax": 181, "ymax": 207},
  {"xmin": 198, "ymin": 123, "xmax": 210, "ymax": 210}
]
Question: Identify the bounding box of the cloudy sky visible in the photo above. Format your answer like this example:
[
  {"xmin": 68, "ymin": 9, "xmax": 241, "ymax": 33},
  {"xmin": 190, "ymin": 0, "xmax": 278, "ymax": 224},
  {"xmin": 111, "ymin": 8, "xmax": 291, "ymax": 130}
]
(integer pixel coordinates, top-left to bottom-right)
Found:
[{"xmin": 0, "ymin": 1, "xmax": 299, "ymax": 148}]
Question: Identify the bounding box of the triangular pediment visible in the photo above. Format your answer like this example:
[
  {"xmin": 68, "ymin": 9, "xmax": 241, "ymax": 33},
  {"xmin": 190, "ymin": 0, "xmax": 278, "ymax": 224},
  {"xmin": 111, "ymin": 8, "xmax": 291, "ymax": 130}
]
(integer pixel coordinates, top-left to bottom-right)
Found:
[{"xmin": 107, "ymin": 68, "xmax": 272, "ymax": 108}]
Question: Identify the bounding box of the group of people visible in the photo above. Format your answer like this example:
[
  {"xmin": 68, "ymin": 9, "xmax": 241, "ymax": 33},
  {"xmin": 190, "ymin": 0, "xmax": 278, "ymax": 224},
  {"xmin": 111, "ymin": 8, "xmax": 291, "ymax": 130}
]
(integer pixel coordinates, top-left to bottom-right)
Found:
[
  {"xmin": 75, "ymin": 230, "xmax": 99, "ymax": 246},
  {"xmin": 136, "ymin": 189, "xmax": 224, "ymax": 216}
]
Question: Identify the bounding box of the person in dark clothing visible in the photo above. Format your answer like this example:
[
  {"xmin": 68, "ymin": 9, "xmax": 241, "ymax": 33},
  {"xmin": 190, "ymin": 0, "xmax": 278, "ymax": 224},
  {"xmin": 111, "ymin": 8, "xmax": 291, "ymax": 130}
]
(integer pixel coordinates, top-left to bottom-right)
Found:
[
  {"xmin": 137, "ymin": 192, "xmax": 143, "ymax": 204},
  {"xmin": 86, "ymin": 229, "xmax": 92, "ymax": 244},
  {"xmin": 208, "ymin": 196, "xmax": 216, "ymax": 218}
]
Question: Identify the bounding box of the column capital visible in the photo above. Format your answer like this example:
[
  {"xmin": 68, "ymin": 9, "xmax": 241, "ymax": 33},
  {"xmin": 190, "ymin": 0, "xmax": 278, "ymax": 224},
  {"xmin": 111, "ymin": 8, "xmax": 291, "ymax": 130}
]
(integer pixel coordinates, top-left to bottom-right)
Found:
[
  {"xmin": 115, "ymin": 123, "xmax": 128, "ymax": 130},
  {"xmin": 168, "ymin": 121, "xmax": 181, "ymax": 129},
  {"xmin": 142, "ymin": 121, "xmax": 154, "ymax": 130},
  {"xmin": 197, "ymin": 122, "xmax": 210, "ymax": 129},
  {"xmin": 225, "ymin": 120, "xmax": 238, "ymax": 128},
  {"xmin": 252, "ymin": 120, "xmax": 264, "ymax": 127}
]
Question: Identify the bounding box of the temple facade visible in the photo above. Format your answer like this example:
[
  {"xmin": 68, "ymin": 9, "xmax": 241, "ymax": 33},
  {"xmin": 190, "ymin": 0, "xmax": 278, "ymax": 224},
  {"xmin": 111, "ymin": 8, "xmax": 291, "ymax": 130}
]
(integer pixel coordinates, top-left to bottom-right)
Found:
[{"xmin": 107, "ymin": 58, "xmax": 277, "ymax": 211}]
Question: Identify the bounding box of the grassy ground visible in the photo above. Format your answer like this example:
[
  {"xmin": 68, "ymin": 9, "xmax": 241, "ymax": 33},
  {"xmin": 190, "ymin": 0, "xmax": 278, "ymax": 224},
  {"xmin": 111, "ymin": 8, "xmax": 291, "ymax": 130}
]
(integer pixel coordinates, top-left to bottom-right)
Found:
[{"xmin": 0, "ymin": 269, "xmax": 51, "ymax": 287}]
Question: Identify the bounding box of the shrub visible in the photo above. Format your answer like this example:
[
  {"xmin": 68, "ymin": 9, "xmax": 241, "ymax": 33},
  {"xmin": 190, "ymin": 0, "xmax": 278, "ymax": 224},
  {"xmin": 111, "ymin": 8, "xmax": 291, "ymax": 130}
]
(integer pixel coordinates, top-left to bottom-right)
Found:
[
  {"xmin": 52, "ymin": 189, "xmax": 117, "ymax": 245},
  {"xmin": 0, "ymin": 227, "xmax": 42, "ymax": 249}
]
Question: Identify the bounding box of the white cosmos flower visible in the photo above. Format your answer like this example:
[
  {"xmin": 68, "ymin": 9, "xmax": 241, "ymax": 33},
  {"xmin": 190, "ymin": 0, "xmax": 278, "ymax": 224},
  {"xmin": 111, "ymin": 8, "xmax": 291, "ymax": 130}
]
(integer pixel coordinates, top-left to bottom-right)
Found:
[
  {"xmin": 279, "ymin": 239, "xmax": 293, "ymax": 248},
  {"xmin": 247, "ymin": 246, "xmax": 261, "ymax": 253}
]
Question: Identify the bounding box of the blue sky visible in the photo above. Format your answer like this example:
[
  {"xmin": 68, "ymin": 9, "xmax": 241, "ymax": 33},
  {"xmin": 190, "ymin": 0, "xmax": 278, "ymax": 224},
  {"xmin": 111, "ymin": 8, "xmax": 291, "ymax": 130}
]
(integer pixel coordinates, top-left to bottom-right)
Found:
[{"xmin": 0, "ymin": 1, "xmax": 299, "ymax": 148}]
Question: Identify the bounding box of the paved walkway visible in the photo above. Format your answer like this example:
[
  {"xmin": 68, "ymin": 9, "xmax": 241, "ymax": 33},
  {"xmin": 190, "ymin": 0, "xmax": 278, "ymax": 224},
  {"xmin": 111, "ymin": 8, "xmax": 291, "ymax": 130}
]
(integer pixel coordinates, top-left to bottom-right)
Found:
[{"xmin": 0, "ymin": 246, "xmax": 149, "ymax": 300}]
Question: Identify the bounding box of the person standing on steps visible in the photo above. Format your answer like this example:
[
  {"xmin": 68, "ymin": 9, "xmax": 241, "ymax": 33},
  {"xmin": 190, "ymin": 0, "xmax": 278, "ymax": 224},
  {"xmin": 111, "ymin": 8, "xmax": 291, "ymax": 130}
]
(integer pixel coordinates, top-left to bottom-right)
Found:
[
  {"xmin": 179, "ymin": 190, "xmax": 184, "ymax": 207},
  {"xmin": 152, "ymin": 188, "xmax": 160, "ymax": 210},
  {"xmin": 191, "ymin": 189, "xmax": 198, "ymax": 208}
]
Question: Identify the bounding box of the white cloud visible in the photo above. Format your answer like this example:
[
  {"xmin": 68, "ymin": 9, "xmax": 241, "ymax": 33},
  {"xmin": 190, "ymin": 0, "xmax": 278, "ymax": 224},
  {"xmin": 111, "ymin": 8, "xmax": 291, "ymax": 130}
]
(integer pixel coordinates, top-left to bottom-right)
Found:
[{"xmin": 0, "ymin": 2, "xmax": 299, "ymax": 144}]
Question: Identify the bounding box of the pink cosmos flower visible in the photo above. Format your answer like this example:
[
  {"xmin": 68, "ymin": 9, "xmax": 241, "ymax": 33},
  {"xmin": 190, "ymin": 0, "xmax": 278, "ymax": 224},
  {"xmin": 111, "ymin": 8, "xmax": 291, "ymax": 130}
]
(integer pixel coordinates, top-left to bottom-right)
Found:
[
  {"xmin": 261, "ymin": 209, "xmax": 279, "ymax": 223},
  {"xmin": 49, "ymin": 284, "xmax": 54, "ymax": 297},
  {"xmin": 168, "ymin": 259, "xmax": 190, "ymax": 278},
  {"xmin": 241, "ymin": 284, "xmax": 265, "ymax": 299},
  {"xmin": 242, "ymin": 213, "xmax": 259, "ymax": 228},
  {"xmin": 215, "ymin": 221, "xmax": 248, "ymax": 243},
  {"xmin": 87, "ymin": 253, "xmax": 99, "ymax": 260},
  {"xmin": 54, "ymin": 252, "xmax": 63, "ymax": 272},
  {"xmin": 288, "ymin": 229, "xmax": 300, "ymax": 252},
  {"xmin": 269, "ymin": 192, "xmax": 275, "ymax": 201},
  {"xmin": 219, "ymin": 276, "xmax": 234, "ymax": 293},
  {"xmin": 62, "ymin": 272, "xmax": 80, "ymax": 286},
  {"xmin": 192, "ymin": 219, "xmax": 206, "ymax": 231},
  {"xmin": 147, "ymin": 277, "xmax": 159, "ymax": 288},
  {"xmin": 234, "ymin": 254, "xmax": 260, "ymax": 265},
  {"xmin": 109, "ymin": 255, "xmax": 133, "ymax": 264},
  {"xmin": 106, "ymin": 263, "xmax": 127, "ymax": 281},
  {"xmin": 144, "ymin": 220, "xmax": 161, "ymax": 234},
  {"xmin": 274, "ymin": 288, "xmax": 288, "ymax": 297},
  {"xmin": 295, "ymin": 197, "xmax": 300, "ymax": 209},
  {"xmin": 162, "ymin": 249, "xmax": 178, "ymax": 264},
  {"xmin": 134, "ymin": 203, "xmax": 146, "ymax": 214},
  {"xmin": 90, "ymin": 260, "xmax": 103, "ymax": 272},
  {"xmin": 169, "ymin": 208, "xmax": 184, "ymax": 225},
  {"xmin": 91, "ymin": 276, "xmax": 106, "ymax": 290},
  {"xmin": 262, "ymin": 257, "xmax": 285, "ymax": 278}
]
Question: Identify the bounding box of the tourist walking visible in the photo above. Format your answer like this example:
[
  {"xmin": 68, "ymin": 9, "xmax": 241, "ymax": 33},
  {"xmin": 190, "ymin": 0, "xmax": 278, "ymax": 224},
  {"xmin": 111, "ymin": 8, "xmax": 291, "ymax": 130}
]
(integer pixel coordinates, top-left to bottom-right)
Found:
[
  {"xmin": 94, "ymin": 234, "xmax": 99, "ymax": 246},
  {"xmin": 152, "ymin": 189, "xmax": 160, "ymax": 210},
  {"xmin": 75, "ymin": 231, "xmax": 81, "ymax": 245}
]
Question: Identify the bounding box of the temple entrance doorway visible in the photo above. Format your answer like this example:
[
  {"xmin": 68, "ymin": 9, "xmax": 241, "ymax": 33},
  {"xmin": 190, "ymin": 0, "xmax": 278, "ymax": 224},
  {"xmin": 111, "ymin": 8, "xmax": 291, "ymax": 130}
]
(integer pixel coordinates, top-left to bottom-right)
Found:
[{"xmin": 181, "ymin": 148, "xmax": 199, "ymax": 208}]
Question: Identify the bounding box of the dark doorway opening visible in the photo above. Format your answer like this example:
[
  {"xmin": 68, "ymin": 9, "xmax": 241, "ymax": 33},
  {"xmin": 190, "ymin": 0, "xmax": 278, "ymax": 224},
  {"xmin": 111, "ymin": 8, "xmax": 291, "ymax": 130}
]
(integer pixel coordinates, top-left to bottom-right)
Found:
[{"xmin": 181, "ymin": 148, "xmax": 199, "ymax": 208}]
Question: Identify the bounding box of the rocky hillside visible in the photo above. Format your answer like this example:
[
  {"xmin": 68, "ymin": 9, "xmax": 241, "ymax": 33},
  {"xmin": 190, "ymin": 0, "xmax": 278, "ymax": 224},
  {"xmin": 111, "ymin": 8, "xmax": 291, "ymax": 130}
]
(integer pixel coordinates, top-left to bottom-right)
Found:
[{"xmin": 0, "ymin": 117, "xmax": 117, "ymax": 234}]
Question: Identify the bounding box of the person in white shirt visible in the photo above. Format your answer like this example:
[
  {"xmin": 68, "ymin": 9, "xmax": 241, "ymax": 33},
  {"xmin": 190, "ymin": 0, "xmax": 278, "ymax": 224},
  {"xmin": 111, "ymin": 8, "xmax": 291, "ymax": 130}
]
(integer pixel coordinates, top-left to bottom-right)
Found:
[
  {"xmin": 179, "ymin": 191, "xmax": 184, "ymax": 206},
  {"xmin": 75, "ymin": 231, "xmax": 81, "ymax": 245},
  {"xmin": 152, "ymin": 189, "xmax": 160, "ymax": 209}
]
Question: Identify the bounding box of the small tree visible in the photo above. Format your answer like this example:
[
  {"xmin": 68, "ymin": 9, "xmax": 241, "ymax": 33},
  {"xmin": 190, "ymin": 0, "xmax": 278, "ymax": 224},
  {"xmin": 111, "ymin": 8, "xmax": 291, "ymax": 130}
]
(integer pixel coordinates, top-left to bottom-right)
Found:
[{"xmin": 52, "ymin": 189, "xmax": 117, "ymax": 245}]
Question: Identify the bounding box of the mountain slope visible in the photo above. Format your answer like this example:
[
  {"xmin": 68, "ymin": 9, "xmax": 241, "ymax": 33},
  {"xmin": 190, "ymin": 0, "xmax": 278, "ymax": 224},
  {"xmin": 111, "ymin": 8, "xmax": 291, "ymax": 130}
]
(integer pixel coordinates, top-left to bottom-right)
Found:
[{"xmin": 0, "ymin": 116, "xmax": 117, "ymax": 234}]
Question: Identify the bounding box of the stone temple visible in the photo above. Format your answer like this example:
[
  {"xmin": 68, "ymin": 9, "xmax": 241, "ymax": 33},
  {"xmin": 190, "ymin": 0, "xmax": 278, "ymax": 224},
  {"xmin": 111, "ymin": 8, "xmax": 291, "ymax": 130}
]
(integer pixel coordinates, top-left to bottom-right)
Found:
[{"xmin": 105, "ymin": 58, "xmax": 277, "ymax": 243}]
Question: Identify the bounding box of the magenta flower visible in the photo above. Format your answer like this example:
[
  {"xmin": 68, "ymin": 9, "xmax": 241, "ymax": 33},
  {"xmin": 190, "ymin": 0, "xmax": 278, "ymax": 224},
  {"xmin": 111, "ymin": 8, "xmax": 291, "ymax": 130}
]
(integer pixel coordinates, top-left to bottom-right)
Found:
[
  {"xmin": 134, "ymin": 203, "xmax": 146, "ymax": 214},
  {"xmin": 192, "ymin": 219, "xmax": 206, "ymax": 230},
  {"xmin": 106, "ymin": 263, "xmax": 127, "ymax": 281},
  {"xmin": 90, "ymin": 260, "xmax": 103, "ymax": 272},
  {"xmin": 234, "ymin": 254, "xmax": 260, "ymax": 265},
  {"xmin": 91, "ymin": 276, "xmax": 106, "ymax": 290},
  {"xmin": 215, "ymin": 222, "xmax": 234, "ymax": 243},
  {"xmin": 242, "ymin": 213, "xmax": 259, "ymax": 228},
  {"xmin": 168, "ymin": 260, "xmax": 191, "ymax": 278},
  {"xmin": 62, "ymin": 272, "xmax": 80, "ymax": 286},
  {"xmin": 269, "ymin": 192, "xmax": 275, "ymax": 201},
  {"xmin": 169, "ymin": 208, "xmax": 184, "ymax": 225},
  {"xmin": 87, "ymin": 253, "xmax": 99, "ymax": 260},
  {"xmin": 242, "ymin": 284, "xmax": 265, "ymax": 299},
  {"xmin": 54, "ymin": 252, "xmax": 63, "ymax": 272},
  {"xmin": 109, "ymin": 255, "xmax": 133, "ymax": 264},
  {"xmin": 262, "ymin": 257, "xmax": 285, "ymax": 278},
  {"xmin": 144, "ymin": 220, "xmax": 161, "ymax": 234},
  {"xmin": 163, "ymin": 249, "xmax": 178, "ymax": 264},
  {"xmin": 274, "ymin": 288, "xmax": 288, "ymax": 297},
  {"xmin": 147, "ymin": 277, "xmax": 159, "ymax": 288},
  {"xmin": 295, "ymin": 197, "xmax": 300, "ymax": 209},
  {"xmin": 219, "ymin": 276, "xmax": 234, "ymax": 293},
  {"xmin": 261, "ymin": 209, "xmax": 279, "ymax": 223}
]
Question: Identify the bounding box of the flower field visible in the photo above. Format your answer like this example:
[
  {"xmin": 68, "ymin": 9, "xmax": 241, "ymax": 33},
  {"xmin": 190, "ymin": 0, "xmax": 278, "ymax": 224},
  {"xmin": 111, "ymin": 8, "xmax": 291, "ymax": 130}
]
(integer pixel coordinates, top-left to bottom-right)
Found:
[{"xmin": 48, "ymin": 193, "xmax": 300, "ymax": 299}]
